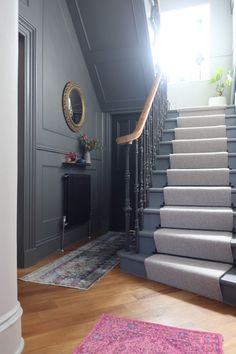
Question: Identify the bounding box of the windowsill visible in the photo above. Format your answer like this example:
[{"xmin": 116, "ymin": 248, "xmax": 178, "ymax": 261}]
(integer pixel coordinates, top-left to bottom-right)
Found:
[{"xmin": 168, "ymin": 79, "xmax": 210, "ymax": 85}]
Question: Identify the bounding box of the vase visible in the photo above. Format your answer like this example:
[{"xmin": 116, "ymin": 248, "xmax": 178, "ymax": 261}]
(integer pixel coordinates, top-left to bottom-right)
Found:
[
  {"xmin": 84, "ymin": 150, "xmax": 91, "ymax": 165},
  {"xmin": 208, "ymin": 96, "xmax": 227, "ymax": 107}
]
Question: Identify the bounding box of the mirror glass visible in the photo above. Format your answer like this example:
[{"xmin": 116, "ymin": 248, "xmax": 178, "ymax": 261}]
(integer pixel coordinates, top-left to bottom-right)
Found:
[{"xmin": 62, "ymin": 81, "xmax": 85, "ymax": 132}]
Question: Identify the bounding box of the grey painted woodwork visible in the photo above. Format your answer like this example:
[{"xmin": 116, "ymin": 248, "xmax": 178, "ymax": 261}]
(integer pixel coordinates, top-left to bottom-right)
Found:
[
  {"xmin": 18, "ymin": 16, "xmax": 37, "ymax": 267},
  {"xmin": 19, "ymin": 0, "xmax": 111, "ymax": 267},
  {"xmin": 66, "ymin": 0, "xmax": 155, "ymax": 113}
]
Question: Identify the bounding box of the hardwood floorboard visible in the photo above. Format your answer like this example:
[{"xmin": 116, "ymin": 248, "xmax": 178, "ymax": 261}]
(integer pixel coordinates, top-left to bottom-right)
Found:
[{"xmin": 18, "ymin": 241, "xmax": 236, "ymax": 354}]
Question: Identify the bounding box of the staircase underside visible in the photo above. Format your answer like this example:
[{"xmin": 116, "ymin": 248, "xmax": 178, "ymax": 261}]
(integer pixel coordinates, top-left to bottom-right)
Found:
[{"xmin": 119, "ymin": 105, "xmax": 236, "ymax": 306}]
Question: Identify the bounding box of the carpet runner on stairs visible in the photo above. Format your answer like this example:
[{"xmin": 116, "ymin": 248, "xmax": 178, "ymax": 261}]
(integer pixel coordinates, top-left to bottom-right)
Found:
[
  {"xmin": 145, "ymin": 255, "xmax": 231, "ymax": 301},
  {"xmin": 167, "ymin": 168, "xmax": 230, "ymax": 186},
  {"xmin": 143, "ymin": 107, "xmax": 235, "ymax": 302}
]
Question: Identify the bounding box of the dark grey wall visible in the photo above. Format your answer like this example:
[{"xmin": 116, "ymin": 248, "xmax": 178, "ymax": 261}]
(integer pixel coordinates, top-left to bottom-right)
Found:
[{"xmin": 19, "ymin": 0, "xmax": 111, "ymax": 267}]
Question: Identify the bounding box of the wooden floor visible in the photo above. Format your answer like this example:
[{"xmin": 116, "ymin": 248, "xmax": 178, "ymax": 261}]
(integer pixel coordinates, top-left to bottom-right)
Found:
[{"xmin": 18, "ymin": 241, "xmax": 236, "ymax": 354}]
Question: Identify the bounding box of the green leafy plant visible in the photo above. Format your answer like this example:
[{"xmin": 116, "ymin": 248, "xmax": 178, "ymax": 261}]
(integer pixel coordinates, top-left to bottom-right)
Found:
[
  {"xmin": 79, "ymin": 134, "xmax": 102, "ymax": 152},
  {"xmin": 209, "ymin": 68, "xmax": 232, "ymax": 96}
]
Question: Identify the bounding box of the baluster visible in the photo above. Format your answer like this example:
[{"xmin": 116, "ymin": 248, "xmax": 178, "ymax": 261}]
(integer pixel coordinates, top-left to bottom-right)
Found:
[
  {"xmin": 146, "ymin": 116, "xmax": 150, "ymax": 206},
  {"xmin": 124, "ymin": 143, "xmax": 132, "ymax": 251},
  {"xmin": 143, "ymin": 125, "xmax": 147, "ymax": 208},
  {"xmin": 153, "ymin": 96, "xmax": 158, "ymax": 169},
  {"xmin": 134, "ymin": 139, "xmax": 139, "ymax": 252},
  {"xmin": 150, "ymin": 107, "xmax": 154, "ymax": 180},
  {"xmin": 139, "ymin": 133, "xmax": 144, "ymax": 230}
]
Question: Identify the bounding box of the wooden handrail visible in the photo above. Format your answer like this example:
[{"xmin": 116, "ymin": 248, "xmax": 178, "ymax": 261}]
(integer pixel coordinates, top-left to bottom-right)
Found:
[{"xmin": 116, "ymin": 72, "xmax": 162, "ymax": 145}]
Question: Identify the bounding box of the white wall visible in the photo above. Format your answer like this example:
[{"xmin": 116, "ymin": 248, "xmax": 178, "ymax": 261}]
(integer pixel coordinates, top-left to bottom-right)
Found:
[
  {"xmin": 161, "ymin": 0, "xmax": 233, "ymax": 108},
  {"xmin": 0, "ymin": 0, "xmax": 23, "ymax": 353}
]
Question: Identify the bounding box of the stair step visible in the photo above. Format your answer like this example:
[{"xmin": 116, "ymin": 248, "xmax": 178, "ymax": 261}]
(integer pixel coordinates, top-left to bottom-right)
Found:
[
  {"xmin": 152, "ymin": 168, "xmax": 236, "ymax": 187},
  {"xmin": 138, "ymin": 230, "xmax": 156, "ymax": 254},
  {"xmin": 143, "ymin": 208, "xmax": 160, "ymax": 230},
  {"xmin": 144, "ymin": 254, "xmax": 232, "ymax": 301},
  {"xmin": 165, "ymin": 114, "xmax": 236, "ymax": 129},
  {"xmin": 178, "ymin": 114, "xmax": 226, "ymax": 128},
  {"xmin": 149, "ymin": 186, "xmax": 236, "ymax": 208},
  {"xmin": 177, "ymin": 105, "xmax": 226, "ymax": 117},
  {"xmin": 167, "ymin": 110, "xmax": 178, "ymax": 118},
  {"xmin": 165, "ymin": 114, "xmax": 228, "ymax": 129},
  {"xmin": 118, "ymin": 250, "xmax": 147, "ymax": 278},
  {"xmin": 162, "ymin": 126, "xmax": 236, "ymax": 141},
  {"xmin": 160, "ymin": 206, "xmax": 233, "ymax": 231},
  {"xmin": 173, "ymin": 137, "xmax": 227, "ymax": 154},
  {"xmin": 221, "ymin": 268, "xmax": 236, "ymax": 305},
  {"xmin": 170, "ymin": 152, "xmax": 228, "ymax": 169},
  {"xmin": 175, "ymin": 125, "xmax": 226, "ymax": 140},
  {"xmin": 160, "ymin": 138, "xmax": 231, "ymax": 154},
  {"xmin": 165, "ymin": 186, "xmax": 231, "ymax": 206},
  {"xmin": 154, "ymin": 228, "xmax": 233, "ymax": 263}
]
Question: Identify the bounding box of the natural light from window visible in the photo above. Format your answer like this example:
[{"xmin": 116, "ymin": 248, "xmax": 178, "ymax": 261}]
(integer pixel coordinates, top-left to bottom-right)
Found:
[{"xmin": 157, "ymin": 4, "xmax": 210, "ymax": 83}]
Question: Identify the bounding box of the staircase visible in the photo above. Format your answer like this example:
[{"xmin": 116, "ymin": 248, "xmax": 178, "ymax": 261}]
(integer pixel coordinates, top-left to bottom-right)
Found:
[{"xmin": 119, "ymin": 105, "xmax": 236, "ymax": 305}]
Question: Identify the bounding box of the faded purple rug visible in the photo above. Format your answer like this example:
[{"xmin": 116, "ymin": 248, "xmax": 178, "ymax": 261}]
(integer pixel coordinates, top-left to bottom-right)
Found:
[
  {"xmin": 73, "ymin": 314, "xmax": 224, "ymax": 354},
  {"xmin": 20, "ymin": 232, "xmax": 124, "ymax": 290}
]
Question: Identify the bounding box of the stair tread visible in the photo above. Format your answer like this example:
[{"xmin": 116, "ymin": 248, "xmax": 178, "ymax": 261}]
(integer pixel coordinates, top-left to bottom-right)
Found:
[
  {"xmin": 170, "ymin": 152, "xmax": 228, "ymax": 156},
  {"xmin": 157, "ymin": 152, "xmax": 236, "ymax": 158},
  {"xmin": 145, "ymin": 254, "xmax": 232, "ymax": 301},
  {"xmin": 162, "ymin": 206, "xmax": 233, "ymax": 212},
  {"xmin": 163, "ymin": 126, "xmax": 236, "ymax": 133},
  {"xmin": 175, "ymin": 125, "xmax": 226, "ymax": 131},
  {"xmin": 150, "ymin": 186, "xmax": 232, "ymax": 192},
  {"xmin": 160, "ymin": 138, "xmax": 236, "ymax": 144},
  {"xmin": 154, "ymin": 228, "xmax": 232, "ymax": 238},
  {"xmin": 167, "ymin": 168, "xmax": 230, "ymax": 171},
  {"xmin": 153, "ymin": 168, "xmax": 232, "ymax": 173},
  {"xmin": 166, "ymin": 114, "xmax": 225, "ymax": 121},
  {"xmin": 145, "ymin": 254, "xmax": 232, "ymax": 272}
]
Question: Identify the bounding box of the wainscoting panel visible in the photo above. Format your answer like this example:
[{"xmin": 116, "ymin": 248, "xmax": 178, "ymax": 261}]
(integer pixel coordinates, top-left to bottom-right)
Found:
[{"xmin": 19, "ymin": 0, "xmax": 111, "ymax": 267}]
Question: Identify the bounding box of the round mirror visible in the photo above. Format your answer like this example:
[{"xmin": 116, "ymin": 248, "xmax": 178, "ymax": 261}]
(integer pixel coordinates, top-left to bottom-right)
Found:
[{"xmin": 62, "ymin": 81, "xmax": 86, "ymax": 132}]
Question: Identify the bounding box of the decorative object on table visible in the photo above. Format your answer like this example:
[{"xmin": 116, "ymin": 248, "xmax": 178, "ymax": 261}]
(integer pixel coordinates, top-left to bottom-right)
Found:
[
  {"xmin": 19, "ymin": 231, "xmax": 125, "ymax": 290},
  {"xmin": 65, "ymin": 151, "xmax": 77, "ymax": 163},
  {"xmin": 79, "ymin": 134, "xmax": 102, "ymax": 165},
  {"xmin": 62, "ymin": 81, "xmax": 86, "ymax": 132},
  {"xmin": 208, "ymin": 67, "xmax": 232, "ymax": 106},
  {"xmin": 73, "ymin": 314, "xmax": 224, "ymax": 354},
  {"xmin": 75, "ymin": 157, "xmax": 86, "ymax": 167}
]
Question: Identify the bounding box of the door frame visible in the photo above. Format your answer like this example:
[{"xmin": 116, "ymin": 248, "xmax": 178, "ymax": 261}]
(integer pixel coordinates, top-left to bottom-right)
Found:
[{"xmin": 18, "ymin": 16, "xmax": 36, "ymax": 267}]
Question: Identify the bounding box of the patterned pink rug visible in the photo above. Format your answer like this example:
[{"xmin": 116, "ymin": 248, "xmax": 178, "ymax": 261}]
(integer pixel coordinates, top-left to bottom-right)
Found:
[{"xmin": 73, "ymin": 314, "xmax": 223, "ymax": 354}]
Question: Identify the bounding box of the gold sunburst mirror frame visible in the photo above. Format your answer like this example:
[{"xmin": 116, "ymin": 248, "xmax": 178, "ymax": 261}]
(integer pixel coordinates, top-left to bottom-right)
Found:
[{"xmin": 62, "ymin": 81, "xmax": 86, "ymax": 132}]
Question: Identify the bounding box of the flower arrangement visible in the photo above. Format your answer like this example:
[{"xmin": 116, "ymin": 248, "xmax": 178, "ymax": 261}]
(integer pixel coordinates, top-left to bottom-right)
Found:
[
  {"xmin": 65, "ymin": 151, "xmax": 77, "ymax": 163},
  {"xmin": 79, "ymin": 134, "xmax": 102, "ymax": 152},
  {"xmin": 209, "ymin": 68, "xmax": 232, "ymax": 96}
]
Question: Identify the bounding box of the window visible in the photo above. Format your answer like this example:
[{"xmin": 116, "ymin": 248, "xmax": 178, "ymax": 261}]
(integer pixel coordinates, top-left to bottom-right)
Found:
[{"xmin": 158, "ymin": 4, "xmax": 210, "ymax": 83}]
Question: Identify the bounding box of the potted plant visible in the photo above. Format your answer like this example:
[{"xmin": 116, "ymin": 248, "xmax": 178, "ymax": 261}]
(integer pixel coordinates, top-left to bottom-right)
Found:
[
  {"xmin": 208, "ymin": 68, "xmax": 232, "ymax": 106},
  {"xmin": 79, "ymin": 134, "xmax": 102, "ymax": 165}
]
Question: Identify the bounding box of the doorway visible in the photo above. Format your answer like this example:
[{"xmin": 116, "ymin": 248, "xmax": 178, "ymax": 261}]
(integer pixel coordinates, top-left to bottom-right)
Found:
[{"xmin": 17, "ymin": 17, "xmax": 36, "ymax": 268}]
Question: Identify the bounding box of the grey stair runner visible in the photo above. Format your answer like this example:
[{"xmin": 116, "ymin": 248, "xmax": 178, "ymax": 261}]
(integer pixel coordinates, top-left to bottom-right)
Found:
[
  {"xmin": 145, "ymin": 254, "xmax": 232, "ymax": 301},
  {"xmin": 160, "ymin": 206, "xmax": 233, "ymax": 231},
  {"xmin": 177, "ymin": 114, "xmax": 225, "ymax": 128},
  {"xmin": 172, "ymin": 138, "xmax": 227, "ymax": 153},
  {"xmin": 170, "ymin": 152, "xmax": 228, "ymax": 169},
  {"xmin": 167, "ymin": 168, "xmax": 230, "ymax": 186},
  {"xmin": 163, "ymin": 186, "xmax": 231, "ymax": 206},
  {"xmin": 175, "ymin": 125, "xmax": 226, "ymax": 140},
  {"xmin": 153, "ymin": 228, "xmax": 233, "ymax": 263},
  {"xmin": 144, "ymin": 108, "xmax": 234, "ymax": 301}
]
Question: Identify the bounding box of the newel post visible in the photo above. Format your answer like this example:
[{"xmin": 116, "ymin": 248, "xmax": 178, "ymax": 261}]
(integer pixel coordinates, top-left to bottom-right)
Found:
[{"xmin": 124, "ymin": 143, "xmax": 132, "ymax": 251}]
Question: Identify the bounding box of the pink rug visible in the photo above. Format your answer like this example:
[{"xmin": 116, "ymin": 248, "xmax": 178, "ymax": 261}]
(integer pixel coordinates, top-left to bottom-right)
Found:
[{"xmin": 73, "ymin": 314, "xmax": 223, "ymax": 354}]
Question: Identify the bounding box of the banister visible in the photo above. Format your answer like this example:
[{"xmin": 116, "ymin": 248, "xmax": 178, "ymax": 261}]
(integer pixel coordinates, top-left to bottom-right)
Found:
[
  {"xmin": 116, "ymin": 0, "xmax": 167, "ymax": 253},
  {"xmin": 116, "ymin": 72, "xmax": 162, "ymax": 145}
]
